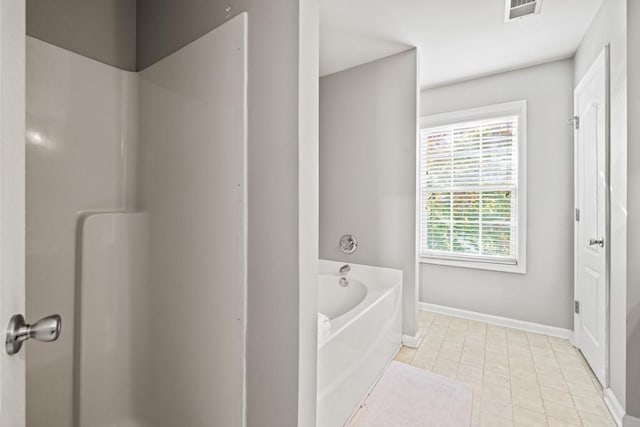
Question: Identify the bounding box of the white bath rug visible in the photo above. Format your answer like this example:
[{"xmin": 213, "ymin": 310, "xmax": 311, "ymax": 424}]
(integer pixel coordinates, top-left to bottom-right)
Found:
[{"xmin": 348, "ymin": 361, "xmax": 472, "ymax": 427}]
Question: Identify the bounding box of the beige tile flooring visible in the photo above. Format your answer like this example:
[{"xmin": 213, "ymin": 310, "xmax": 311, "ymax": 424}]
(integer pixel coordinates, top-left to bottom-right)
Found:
[{"xmin": 394, "ymin": 310, "xmax": 617, "ymax": 427}]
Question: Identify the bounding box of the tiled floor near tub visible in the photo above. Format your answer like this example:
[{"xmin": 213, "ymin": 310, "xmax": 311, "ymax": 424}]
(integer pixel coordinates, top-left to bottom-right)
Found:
[{"xmin": 394, "ymin": 310, "xmax": 617, "ymax": 427}]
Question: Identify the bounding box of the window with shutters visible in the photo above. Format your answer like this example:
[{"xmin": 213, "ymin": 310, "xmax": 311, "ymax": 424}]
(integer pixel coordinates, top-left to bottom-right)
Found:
[{"xmin": 419, "ymin": 101, "xmax": 527, "ymax": 273}]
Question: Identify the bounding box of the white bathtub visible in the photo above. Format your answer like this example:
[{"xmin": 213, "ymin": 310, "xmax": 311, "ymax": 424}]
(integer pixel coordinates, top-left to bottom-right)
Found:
[{"xmin": 317, "ymin": 260, "xmax": 402, "ymax": 427}]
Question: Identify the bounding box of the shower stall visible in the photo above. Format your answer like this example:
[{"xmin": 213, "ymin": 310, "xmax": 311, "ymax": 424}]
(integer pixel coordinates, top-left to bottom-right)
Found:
[
  {"xmin": 28, "ymin": 13, "xmax": 248, "ymax": 427},
  {"xmin": 0, "ymin": 1, "xmax": 319, "ymax": 426}
]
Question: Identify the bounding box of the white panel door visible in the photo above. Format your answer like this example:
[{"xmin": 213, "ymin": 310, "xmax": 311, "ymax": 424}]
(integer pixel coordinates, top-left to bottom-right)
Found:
[
  {"xmin": 0, "ymin": 0, "xmax": 26, "ymax": 426},
  {"xmin": 574, "ymin": 48, "xmax": 608, "ymax": 386}
]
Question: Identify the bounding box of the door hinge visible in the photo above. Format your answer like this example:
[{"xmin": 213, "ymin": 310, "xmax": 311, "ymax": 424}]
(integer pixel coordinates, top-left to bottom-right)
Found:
[
  {"xmin": 575, "ymin": 208, "xmax": 580, "ymax": 222},
  {"xmin": 575, "ymin": 300, "xmax": 580, "ymax": 314},
  {"xmin": 570, "ymin": 116, "xmax": 580, "ymax": 130}
]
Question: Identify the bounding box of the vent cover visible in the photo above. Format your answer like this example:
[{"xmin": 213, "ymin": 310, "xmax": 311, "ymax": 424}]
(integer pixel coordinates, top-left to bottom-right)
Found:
[{"xmin": 505, "ymin": 0, "xmax": 543, "ymax": 21}]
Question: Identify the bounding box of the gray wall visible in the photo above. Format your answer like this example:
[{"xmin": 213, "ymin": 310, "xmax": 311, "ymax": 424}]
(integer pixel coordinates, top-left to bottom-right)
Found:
[
  {"xmin": 574, "ymin": 0, "xmax": 629, "ymax": 413},
  {"xmin": 625, "ymin": 0, "xmax": 640, "ymax": 420},
  {"xmin": 419, "ymin": 59, "xmax": 575, "ymax": 330},
  {"xmin": 320, "ymin": 49, "xmax": 420, "ymax": 337},
  {"xmin": 135, "ymin": 1, "xmax": 317, "ymax": 426},
  {"xmin": 136, "ymin": 0, "xmax": 247, "ymax": 70},
  {"xmin": 26, "ymin": 0, "xmax": 137, "ymax": 70}
]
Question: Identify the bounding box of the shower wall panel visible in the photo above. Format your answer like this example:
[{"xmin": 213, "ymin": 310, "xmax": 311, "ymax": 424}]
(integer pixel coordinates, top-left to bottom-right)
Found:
[
  {"xmin": 26, "ymin": 36, "xmax": 138, "ymax": 427},
  {"xmin": 137, "ymin": 2, "xmax": 318, "ymax": 424},
  {"xmin": 138, "ymin": 14, "xmax": 247, "ymax": 426},
  {"xmin": 79, "ymin": 213, "xmax": 149, "ymax": 427}
]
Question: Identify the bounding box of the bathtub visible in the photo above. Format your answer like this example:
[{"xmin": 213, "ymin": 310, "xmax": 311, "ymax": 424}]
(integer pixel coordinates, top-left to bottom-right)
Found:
[{"xmin": 317, "ymin": 260, "xmax": 402, "ymax": 427}]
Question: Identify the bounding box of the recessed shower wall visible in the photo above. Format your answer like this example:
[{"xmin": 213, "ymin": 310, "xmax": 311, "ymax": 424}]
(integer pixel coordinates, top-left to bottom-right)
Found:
[{"xmin": 26, "ymin": 13, "xmax": 248, "ymax": 427}]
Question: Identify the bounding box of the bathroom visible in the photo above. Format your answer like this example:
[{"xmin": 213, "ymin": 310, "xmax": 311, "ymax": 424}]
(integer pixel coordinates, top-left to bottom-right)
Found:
[{"xmin": 1, "ymin": 0, "xmax": 640, "ymax": 426}]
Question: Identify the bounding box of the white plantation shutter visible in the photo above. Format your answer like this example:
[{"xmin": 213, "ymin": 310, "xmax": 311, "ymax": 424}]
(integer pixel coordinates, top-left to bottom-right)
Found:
[{"xmin": 420, "ymin": 114, "xmax": 520, "ymax": 265}]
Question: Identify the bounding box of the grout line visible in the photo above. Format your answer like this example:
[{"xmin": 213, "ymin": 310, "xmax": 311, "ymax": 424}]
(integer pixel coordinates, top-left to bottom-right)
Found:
[
  {"xmin": 540, "ymin": 335, "xmax": 555, "ymax": 427},
  {"xmin": 505, "ymin": 326, "xmax": 516, "ymax": 422}
]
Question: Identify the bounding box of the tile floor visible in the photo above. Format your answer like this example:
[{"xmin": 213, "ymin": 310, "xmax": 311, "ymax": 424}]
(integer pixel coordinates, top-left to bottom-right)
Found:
[{"xmin": 394, "ymin": 310, "xmax": 617, "ymax": 427}]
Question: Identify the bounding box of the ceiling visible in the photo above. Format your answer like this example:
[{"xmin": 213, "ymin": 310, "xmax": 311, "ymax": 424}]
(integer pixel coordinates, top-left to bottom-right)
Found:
[{"xmin": 320, "ymin": 0, "xmax": 603, "ymax": 88}]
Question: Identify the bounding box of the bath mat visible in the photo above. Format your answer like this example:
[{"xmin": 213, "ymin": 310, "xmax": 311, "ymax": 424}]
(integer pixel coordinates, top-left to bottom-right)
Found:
[{"xmin": 348, "ymin": 361, "xmax": 472, "ymax": 427}]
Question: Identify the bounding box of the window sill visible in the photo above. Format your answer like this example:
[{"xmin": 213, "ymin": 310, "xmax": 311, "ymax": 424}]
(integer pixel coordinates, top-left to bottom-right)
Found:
[{"xmin": 419, "ymin": 256, "xmax": 527, "ymax": 274}]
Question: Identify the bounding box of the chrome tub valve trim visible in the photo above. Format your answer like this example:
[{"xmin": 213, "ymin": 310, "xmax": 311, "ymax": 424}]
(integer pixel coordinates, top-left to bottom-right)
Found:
[{"xmin": 339, "ymin": 234, "xmax": 358, "ymax": 254}]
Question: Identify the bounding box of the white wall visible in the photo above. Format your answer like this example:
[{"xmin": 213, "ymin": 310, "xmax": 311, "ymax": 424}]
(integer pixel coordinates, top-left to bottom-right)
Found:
[
  {"xmin": 137, "ymin": 15, "xmax": 247, "ymax": 426},
  {"xmin": 320, "ymin": 49, "xmax": 420, "ymax": 337},
  {"xmin": 574, "ymin": 0, "xmax": 628, "ymax": 412},
  {"xmin": 419, "ymin": 59, "xmax": 575, "ymax": 330},
  {"xmin": 298, "ymin": 0, "xmax": 320, "ymax": 425},
  {"xmin": 25, "ymin": 36, "xmax": 137, "ymax": 427}
]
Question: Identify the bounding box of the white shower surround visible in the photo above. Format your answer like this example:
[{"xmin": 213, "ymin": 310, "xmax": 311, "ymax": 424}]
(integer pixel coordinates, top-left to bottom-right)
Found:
[
  {"xmin": 27, "ymin": 13, "xmax": 248, "ymax": 427},
  {"xmin": 26, "ymin": 36, "xmax": 138, "ymax": 426},
  {"xmin": 79, "ymin": 213, "xmax": 150, "ymax": 427},
  {"xmin": 138, "ymin": 14, "xmax": 247, "ymax": 427},
  {"xmin": 317, "ymin": 260, "xmax": 402, "ymax": 427}
]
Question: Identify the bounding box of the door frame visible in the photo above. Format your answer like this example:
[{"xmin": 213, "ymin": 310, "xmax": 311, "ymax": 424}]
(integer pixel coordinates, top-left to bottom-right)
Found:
[
  {"xmin": 573, "ymin": 46, "xmax": 610, "ymax": 387},
  {"xmin": 0, "ymin": 0, "xmax": 26, "ymax": 426}
]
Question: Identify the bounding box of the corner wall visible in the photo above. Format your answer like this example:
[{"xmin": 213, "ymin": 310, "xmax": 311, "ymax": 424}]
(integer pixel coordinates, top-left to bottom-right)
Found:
[
  {"xmin": 135, "ymin": 1, "xmax": 318, "ymax": 425},
  {"xmin": 137, "ymin": 15, "xmax": 247, "ymax": 426},
  {"xmin": 319, "ymin": 49, "xmax": 420, "ymax": 337},
  {"xmin": 419, "ymin": 59, "xmax": 575, "ymax": 330}
]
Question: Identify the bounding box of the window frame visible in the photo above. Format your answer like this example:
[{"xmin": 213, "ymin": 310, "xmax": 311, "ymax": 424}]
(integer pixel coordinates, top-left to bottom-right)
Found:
[{"xmin": 419, "ymin": 100, "xmax": 527, "ymax": 274}]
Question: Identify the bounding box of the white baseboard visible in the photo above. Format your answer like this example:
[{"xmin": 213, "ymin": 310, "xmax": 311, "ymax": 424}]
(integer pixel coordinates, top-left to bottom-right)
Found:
[
  {"xmin": 418, "ymin": 302, "xmax": 574, "ymax": 340},
  {"xmin": 605, "ymin": 388, "xmax": 625, "ymax": 427},
  {"xmin": 402, "ymin": 331, "xmax": 423, "ymax": 348},
  {"xmin": 625, "ymin": 415, "xmax": 640, "ymax": 427}
]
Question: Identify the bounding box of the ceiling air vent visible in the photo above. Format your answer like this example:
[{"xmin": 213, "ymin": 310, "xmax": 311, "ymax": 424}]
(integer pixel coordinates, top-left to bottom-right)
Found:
[{"xmin": 505, "ymin": 0, "xmax": 543, "ymax": 21}]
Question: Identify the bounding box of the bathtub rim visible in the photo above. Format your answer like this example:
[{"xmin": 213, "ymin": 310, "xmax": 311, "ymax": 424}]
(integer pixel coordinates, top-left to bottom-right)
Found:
[{"xmin": 318, "ymin": 260, "xmax": 402, "ymax": 349}]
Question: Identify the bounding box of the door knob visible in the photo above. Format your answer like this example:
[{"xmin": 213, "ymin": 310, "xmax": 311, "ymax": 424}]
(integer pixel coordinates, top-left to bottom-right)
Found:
[
  {"xmin": 588, "ymin": 238, "xmax": 605, "ymax": 247},
  {"xmin": 5, "ymin": 314, "xmax": 61, "ymax": 355}
]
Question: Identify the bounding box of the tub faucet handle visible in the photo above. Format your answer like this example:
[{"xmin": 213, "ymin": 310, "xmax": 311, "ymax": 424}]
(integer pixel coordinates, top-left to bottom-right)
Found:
[{"xmin": 339, "ymin": 264, "xmax": 351, "ymax": 274}]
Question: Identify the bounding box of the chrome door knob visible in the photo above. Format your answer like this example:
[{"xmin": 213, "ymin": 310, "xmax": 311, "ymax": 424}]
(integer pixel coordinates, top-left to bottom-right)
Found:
[
  {"xmin": 588, "ymin": 238, "xmax": 605, "ymax": 247},
  {"xmin": 5, "ymin": 314, "xmax": 61, "ymax": 355}
]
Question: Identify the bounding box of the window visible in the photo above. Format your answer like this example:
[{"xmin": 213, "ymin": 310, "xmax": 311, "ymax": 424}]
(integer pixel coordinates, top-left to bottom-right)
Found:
[{"xmin": 419, "ymin": 101, "xmax": 527, "ymax": 273}]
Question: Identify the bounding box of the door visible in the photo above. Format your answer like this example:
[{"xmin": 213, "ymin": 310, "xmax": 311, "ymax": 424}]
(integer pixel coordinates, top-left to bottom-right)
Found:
[
  {"xmin": 574, "ymin": 47, "xmax": 609, "ymax": 386},
  {"xmin": 0, "ymin": 0, "xmax": 26, "ymax": 425}
]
